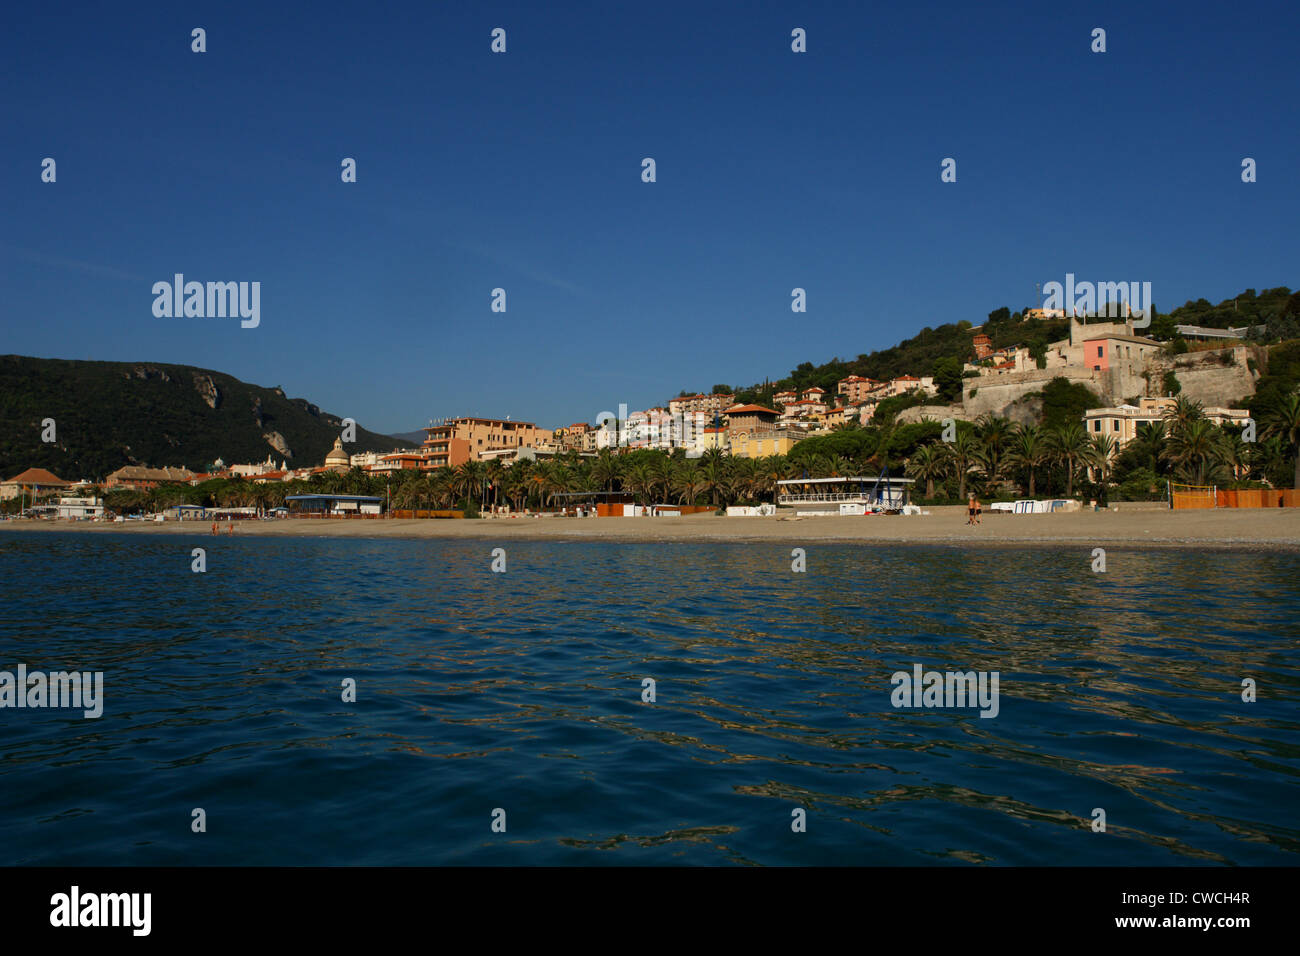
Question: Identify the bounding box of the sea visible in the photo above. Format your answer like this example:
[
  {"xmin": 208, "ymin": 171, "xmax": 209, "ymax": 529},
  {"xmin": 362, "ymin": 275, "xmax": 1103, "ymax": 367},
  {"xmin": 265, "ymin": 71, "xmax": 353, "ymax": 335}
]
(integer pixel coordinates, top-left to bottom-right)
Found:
[{"xmin": 1, "ymin": 530, "xmax": 1297, "ymax": 866}]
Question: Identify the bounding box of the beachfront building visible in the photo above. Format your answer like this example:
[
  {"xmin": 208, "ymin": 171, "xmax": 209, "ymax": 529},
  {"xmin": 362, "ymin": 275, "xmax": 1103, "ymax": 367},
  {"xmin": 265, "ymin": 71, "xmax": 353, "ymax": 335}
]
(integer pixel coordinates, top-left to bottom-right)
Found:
[
  {"xmin": 55, "ymin": 496, "xmax": 103, "ymax": 519},
  {"xmin": 284, "ymin": 493, "xmax": 384, "ymax": 516},
  {"xmin": 0, "ymin": 467, "xmax": 71, "ymax": 501},
  {"xmin": 421, "ymin": 417, "xmax": 551, "ymax": 468},
  {"xmin": 1082, "ymin": 397, "xmax": 1250, "ymax": 448},
  {"xmin": 105, "ymin": 466, "xmax": 196, "ymax": 490},
  {"xmin": 776, "ymin": 476, "xmax": 914, "ymax": 511}
]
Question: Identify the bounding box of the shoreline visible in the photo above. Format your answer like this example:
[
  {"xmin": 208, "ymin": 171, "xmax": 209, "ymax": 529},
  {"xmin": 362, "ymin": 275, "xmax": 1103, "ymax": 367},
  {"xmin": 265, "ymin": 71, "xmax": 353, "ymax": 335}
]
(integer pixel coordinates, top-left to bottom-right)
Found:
[{"xmin": 3, "ymin": 507, "xmax": 1298, "ymax": 550}]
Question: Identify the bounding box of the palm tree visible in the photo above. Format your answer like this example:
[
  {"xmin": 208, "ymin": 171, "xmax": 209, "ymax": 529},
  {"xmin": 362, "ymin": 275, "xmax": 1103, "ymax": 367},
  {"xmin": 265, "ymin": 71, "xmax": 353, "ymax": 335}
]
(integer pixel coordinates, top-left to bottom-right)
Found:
[
  {"xmin": 1086, "ymin": 434, "xmax": 1118, "ymax": 491},
  {"xmin": 1220, "ymin": 427, "xmax": 1253, "ymax": 482},
  {"xmin": 1007, "ymin": 424, "xmax": 1047, "ymax": 497},
  {"xmin": 672, "ymin": 459, "xmax": 704, "ymax": 505},
  {"xmin": 699, "ymin": 451, "xmax": 729, "ymax": 507},
  {"xmin": 1046, "ymin": 423, "xmax": 1089, "ymax": 497},
  {"xmin": 905, "ymin": 443, "xmax": 946, "ymax": 499},
  {"xmin": 590, "ymin": 449, "xmax": 621, "ymax": 493},
  {"xmin": 484, "ymin": 459, "xmax": 506, "ymax": 510},
  {"xmin": 452, "ymin": 461, "xmax": 486, "ymax": 509},
  {"xmin": 625, "ymin": 461, "xmax": 655, "ymax": 504},
  {"xmin": 1130, "ymin": 420, "xmax": 1167, "ymax": 475},
  {"xmin": 976, "ymin": 415, "xmax": 1013, "ymax": 490},
  {"xmin": 1164, "ymin": 396, "xmax": 1204, "ymax": 433},
  {"xmin": 1262, "ymin": 392, "xmax": 1300, "ymax": 489},
  {"xmin": 948, "ymin": 429, "xmax": 979, "ymax": 500},
  {"xmin": 1164, "ymin": 418, "xmax": 1228, "ymax": 486},
  {"xmin": 650, "ymin": 454, "xmax": 676, "ymax": 503}
]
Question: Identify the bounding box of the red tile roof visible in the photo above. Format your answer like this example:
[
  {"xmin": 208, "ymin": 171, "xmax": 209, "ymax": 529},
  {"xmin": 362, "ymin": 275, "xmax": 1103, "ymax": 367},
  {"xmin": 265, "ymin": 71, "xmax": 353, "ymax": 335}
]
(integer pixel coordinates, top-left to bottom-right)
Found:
[{"xmin": 5, "ymin": 467, "xmax": 68, "ymax": 485}]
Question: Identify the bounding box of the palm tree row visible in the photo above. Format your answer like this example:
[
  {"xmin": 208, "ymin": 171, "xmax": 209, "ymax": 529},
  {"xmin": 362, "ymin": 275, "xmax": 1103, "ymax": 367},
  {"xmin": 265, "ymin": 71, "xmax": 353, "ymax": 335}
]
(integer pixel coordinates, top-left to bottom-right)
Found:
[{"xmin": 98, "ymin": 391, "xmax": 1300, "ymax": 515}]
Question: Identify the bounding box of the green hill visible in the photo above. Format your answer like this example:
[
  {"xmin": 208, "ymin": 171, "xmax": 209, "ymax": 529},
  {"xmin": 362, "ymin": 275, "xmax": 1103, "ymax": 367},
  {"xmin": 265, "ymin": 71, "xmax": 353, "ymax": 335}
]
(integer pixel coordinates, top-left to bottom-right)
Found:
[
  {"xmin": 724, "ymin": 286, "xmax": 1296, "ymax": 406},
  {"xmin": 0, "ymin": 355, "xmax": 403, "ymax": 481}
]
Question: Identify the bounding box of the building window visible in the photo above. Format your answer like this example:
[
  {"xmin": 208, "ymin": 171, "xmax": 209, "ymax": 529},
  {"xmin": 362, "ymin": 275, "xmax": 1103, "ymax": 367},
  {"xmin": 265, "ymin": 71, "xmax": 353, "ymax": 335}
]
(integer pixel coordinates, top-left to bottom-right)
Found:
[
  {"xmin": 1096, "ymin": 346, "xmax": 1104, "ymax": 357},
  {"xmin": 1093, "ymin": 420, "xmax": 1101, "ymax": 432}
]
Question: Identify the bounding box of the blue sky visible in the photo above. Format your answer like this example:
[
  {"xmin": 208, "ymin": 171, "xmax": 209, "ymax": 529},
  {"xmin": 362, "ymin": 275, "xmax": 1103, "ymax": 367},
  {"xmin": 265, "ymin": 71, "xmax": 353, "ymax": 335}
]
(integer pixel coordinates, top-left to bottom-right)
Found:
[{"xmin": 4, "ymin": 1, "xmax": 1296, "ymax": 436}]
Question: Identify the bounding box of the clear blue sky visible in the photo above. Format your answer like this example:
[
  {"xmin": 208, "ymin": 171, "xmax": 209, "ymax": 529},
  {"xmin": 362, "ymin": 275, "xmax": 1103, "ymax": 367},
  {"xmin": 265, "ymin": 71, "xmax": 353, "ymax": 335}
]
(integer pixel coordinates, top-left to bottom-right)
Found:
[{"xmin": 4, "ymin": 1, "xmax": 1296, "ymax": 435}]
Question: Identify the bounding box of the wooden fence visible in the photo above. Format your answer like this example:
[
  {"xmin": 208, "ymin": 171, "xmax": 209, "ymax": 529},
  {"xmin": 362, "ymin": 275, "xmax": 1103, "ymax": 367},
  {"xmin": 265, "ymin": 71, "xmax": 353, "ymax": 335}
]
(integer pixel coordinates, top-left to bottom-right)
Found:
[
  {"xmin": 1216, "ymin": 489, "xmax": 1300, "ymax": 508},
  {"xmin": 389, "ymin": 509, "xmax": 466, "ymax": 519}
]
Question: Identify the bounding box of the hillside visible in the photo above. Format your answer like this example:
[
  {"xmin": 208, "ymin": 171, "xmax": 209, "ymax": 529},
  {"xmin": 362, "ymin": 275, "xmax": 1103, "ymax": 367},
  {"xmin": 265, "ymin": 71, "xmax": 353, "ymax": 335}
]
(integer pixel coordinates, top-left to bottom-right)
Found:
[
  {"xmin": 0, "ymin": 356, "xmax": 403, "ymax": 481},
  {"xmin": 724, "ymin": 286, "xmax": 1296, "ymax": 406}
]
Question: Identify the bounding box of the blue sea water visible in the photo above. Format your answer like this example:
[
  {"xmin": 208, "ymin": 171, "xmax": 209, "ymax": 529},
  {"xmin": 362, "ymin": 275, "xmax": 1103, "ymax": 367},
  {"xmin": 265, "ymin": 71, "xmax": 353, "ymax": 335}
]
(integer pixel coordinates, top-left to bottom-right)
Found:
[{"xmin": 0, "ymin": 531, "xmax": 1297, "ymax": 866}]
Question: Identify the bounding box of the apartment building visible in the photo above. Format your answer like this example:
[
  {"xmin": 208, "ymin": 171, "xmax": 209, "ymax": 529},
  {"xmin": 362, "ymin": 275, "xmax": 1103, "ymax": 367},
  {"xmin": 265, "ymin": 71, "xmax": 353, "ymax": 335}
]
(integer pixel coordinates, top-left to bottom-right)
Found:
[
  {"xmin": 667, "ymin": 392, "xmax": 734, "ymax": 419},
  {"xmin": 837, "ymin": 375, "xmax": 879, "ymax": 405},
  {"xmin": 420, "ymin": 417, "xmax": 552, "ymax": 468}
]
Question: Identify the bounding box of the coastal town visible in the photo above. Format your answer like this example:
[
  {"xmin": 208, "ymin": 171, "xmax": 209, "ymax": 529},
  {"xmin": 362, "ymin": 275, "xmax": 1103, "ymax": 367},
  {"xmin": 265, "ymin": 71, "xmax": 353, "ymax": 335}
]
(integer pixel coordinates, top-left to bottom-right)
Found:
[{"xmin": 4, "ymin": 310, "xmax": 1298, "ymax": 522}]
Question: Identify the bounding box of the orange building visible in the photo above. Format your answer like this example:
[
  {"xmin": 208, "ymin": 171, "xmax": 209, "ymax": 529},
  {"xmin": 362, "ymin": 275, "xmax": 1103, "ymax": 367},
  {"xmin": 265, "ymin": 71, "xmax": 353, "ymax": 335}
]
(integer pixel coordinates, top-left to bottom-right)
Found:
[
  {"xmin": 0, "ymin": 467, "xmax": 70, "ymax": 501},
  {"xmin": 421, "ymin": 417, "xmax": 552, "ymax": 468},
  {"xmin": 836, "ymin": 375, "xmax": 879, "ymax": 405}
]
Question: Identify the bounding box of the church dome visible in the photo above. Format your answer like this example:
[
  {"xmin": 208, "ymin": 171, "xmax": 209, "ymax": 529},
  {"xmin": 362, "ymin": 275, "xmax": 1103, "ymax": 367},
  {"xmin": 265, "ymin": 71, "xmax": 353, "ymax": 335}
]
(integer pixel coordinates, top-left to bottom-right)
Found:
[{"xmin": 325, "ymin": 437, "xmax": 350, "ymax": 469}]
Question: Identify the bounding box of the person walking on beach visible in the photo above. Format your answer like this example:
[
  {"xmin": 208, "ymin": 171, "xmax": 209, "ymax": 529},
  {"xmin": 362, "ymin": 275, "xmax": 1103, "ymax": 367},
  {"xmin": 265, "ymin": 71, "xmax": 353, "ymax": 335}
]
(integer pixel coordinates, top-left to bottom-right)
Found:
[
  {"xmin": 974, "ymin": 497, "xmax": 983, "ymax": 525},
  {"xmin": 967, "ymin": 496, "xmax": 976, "ymax": 525},
  {"xmin": 211, "ymin": 520, "xmax": 218, "ymax": 535}
]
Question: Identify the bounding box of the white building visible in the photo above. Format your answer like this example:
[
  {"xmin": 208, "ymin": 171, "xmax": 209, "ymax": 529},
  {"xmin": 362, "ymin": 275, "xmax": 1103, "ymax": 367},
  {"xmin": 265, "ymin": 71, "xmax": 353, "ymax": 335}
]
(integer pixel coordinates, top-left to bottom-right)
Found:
[{"xmin": 56, "ymin": 496, "xmax": 103, "ymax": 519}]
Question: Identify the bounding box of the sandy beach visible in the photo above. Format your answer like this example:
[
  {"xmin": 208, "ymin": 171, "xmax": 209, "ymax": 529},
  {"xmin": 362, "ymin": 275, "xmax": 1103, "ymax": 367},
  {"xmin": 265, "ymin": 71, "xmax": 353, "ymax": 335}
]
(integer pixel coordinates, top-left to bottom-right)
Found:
[{"xmin": 4, "ymin": 505, "xmax": 1298, "ymax": 549}]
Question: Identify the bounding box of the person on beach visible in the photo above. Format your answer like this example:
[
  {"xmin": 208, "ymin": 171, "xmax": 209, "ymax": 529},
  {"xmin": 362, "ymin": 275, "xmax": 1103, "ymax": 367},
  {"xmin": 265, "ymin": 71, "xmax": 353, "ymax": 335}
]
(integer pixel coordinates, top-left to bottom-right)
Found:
[
  {"xmin": 975, "ymin": 497, "xmax": 983, "ymax": 524},
  {"xmin": 967, "ymin": 496, "xmax": 976, "ymax": 525},
  {"xmin": 227, "ymin": 520, "xmax": 234, "ymax": 535},
  {"xmin": 211, "ymin": 520, "xmax": 217, "ymax": 535}
]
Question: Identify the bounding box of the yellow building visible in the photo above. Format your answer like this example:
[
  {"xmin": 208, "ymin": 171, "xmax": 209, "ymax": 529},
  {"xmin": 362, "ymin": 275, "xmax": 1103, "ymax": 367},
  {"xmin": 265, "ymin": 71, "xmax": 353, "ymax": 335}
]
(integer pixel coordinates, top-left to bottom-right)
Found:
[{"xmin": 730, "ymin": 430, "xmax": 800, "ymax": 458}]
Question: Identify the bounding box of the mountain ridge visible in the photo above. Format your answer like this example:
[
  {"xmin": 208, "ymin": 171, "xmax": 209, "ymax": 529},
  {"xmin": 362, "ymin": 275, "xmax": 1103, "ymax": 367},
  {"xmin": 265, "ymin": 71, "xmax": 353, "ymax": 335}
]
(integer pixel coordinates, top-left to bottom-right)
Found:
[{"xmin": 0, "ymin": 355, "xmax": 404, "ymax": 481}]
